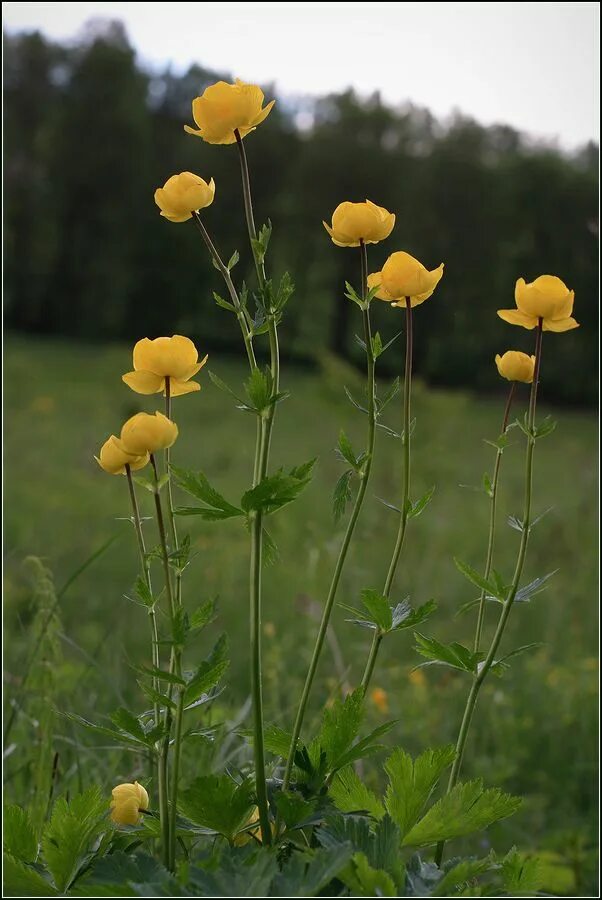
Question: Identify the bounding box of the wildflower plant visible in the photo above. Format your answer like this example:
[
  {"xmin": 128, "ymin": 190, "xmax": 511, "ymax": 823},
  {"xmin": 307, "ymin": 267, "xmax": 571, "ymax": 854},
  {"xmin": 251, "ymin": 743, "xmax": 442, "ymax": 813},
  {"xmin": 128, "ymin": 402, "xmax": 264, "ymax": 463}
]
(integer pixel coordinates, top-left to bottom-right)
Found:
[{"xmin": 3, "ymin": 75, "xmax": 582, "ymax": 899}]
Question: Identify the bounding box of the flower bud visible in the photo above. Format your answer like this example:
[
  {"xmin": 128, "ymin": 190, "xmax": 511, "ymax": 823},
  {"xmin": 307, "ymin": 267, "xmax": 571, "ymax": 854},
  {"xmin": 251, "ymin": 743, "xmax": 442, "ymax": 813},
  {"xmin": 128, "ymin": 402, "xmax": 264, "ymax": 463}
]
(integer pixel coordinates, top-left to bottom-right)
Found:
[
  {"xmin": 110, "ymin": 781, "xmax": 149, "ymax": 826},
  {"xmin": 495, "ymin": 351, "xmax": 536, "ymax": 384},
  {"xmin": 370, "ymin": 251, "xmax": 444, "ymax": 307},
  {"xmin": 323, "ymin": 200, "xmax": 395, "ymax": 247},
  {"xmin": 120, "ymin": 412, "xmax": 178, "ymax": 456},
  {"xmin": 95, "ymin": 435, "xmax": 149, "ymax": 475},
  {"xmin": 154, "ymin": 172, "xmax": 215, "ymax": 223}
]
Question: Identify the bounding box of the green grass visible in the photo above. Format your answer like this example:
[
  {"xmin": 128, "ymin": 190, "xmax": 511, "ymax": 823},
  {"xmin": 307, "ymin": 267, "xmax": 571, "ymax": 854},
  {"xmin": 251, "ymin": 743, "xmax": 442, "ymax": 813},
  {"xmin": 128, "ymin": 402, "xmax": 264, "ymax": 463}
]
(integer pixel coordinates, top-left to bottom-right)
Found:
[{"xmin": 4, "ymin": 334, "xmax": 598, "ymax": 892}]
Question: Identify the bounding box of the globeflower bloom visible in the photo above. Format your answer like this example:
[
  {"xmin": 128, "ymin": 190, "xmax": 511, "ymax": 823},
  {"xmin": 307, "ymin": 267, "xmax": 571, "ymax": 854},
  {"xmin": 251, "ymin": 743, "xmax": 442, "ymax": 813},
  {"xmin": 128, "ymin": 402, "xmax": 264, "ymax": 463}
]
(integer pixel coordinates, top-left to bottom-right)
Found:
[
  {"xmin": 497, "ymin": 275, "xmax": 579, "ymax": 332},
  {"xmin": 110, "ymin": 782, "xmax": 149, "ymax": 826},
  {"xmin": 323, "ymin": 200, "xmax": 395, "ymax": 247},
  {"xmin": 120, "ymin": 412, "xmax": 178, "ymax": 456},
  {"xmin": 370, "ymin": 251, "xmax": 444, "ymax": 307},
  {"xmin": 95, "ymin": 435, "xmax": 149, "ymax": 475},
  {"xmin": 122, "ymin": 335, "xmax": 208, "ymax": 397},
  {"xmin": 154, "ymin": 172, "xmax": 215, "ymax": 223},
  {"xmin": 184, "ymin": 79, "xmax": 275, "ymax": 145},
  {"xmin": 495, "ymin": 351, "xmax": 536, "ymax": 384}
]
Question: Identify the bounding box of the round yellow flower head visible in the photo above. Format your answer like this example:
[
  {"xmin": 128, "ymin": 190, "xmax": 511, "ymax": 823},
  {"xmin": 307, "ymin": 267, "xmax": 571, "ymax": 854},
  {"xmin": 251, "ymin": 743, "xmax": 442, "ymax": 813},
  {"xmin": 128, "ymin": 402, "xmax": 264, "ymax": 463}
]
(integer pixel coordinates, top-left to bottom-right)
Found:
[
  {"xmin": 95, "ymin": 435, "xmax": 149, "ymax": 475},
  {"xmin": 110, "ymin": 781, "xmax": 149, "ymax": 826},
  {"xmin": 184, "ymin": 79, "xmax": 275, "ymax": 145},
  {"xmin": 497, "ymin": 275, "xmax": 579, "ymax": 332},
  {"xmin": 495, "ymin": 351, "xmax": 536, "ymax": 384},
  {"xmin": 233, "ymin": 806, "xmax": 275, "ymax": 846},
  {"xmin": 370, "ymin": 251, "xmax": 444, "ymax": 307},
  {"xmin": 370, "ymin": 687, "xmax": 389, "ymax": 714},
  {"xmin": 120, "ymin": 412, "xmax": 178, "ymax": 456},
  {"xmin": 323, "ymin": 200, "xmax": 395, "ymax": 247},
  {"xmin": 122, "ymin": 335, "xmax": 208, "ymax": 397},
  {"xmin": 154, "ymin": 172, "xmax": 215, "ymax": 223}
]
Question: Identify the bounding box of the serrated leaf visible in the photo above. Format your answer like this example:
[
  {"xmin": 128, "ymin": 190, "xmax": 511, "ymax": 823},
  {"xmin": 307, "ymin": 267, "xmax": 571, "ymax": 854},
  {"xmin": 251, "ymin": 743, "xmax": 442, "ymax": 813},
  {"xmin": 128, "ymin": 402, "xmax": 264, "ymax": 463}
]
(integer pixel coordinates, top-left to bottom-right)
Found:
[
  {"xmin": 371, "ymin": 331, "xmax": 383, "ymax": 358},
  {"xmin": 273, "ymin": 844, "xmax": 354, "ymax": 897},
  {"xmin": 329, "ymin": 766, "xmax": 385, "ymax": 820},
  {"xmin": 214, "ymin": 291, "xmax": 236, "ymax": 312},
  {"xmin": 132, "ymin": 663, "xmax": 186, "ymax": 687},
  {"xmin": 109, "ymin": 707, "xmax": 147, "ymax": 743},
  {"xmin": 3, "ymin": 853, "xmax": 58, "ymax": 896},
  {"xmin": 78, "ymin": 851, "xmax": 175, "ymax": 896},
  {"xmin": 534, "ymin": 415, "xmax": 557, "ymax": 440},
  {"xmin": 133, "ymin": 576, "xmax": 155, "ymax": 609},
  {"xmin": 178, "ymin": 775, "xmax": 254, "ymax": 842},
  {"xmin": 333, "ymin": 470, "xmax": 354, "ymax": 523},
  {"xmin": 402, "ymin": 780, "xmax": 521, "ymax": 847},
  {"xmin": 189, "ymin": 845, "xmax": 277, "ymax": 898},
  {"xmin": 500, "ymin": 847, "xmax": 544, "ymax": 895},
  {"xmin": 227, "ymin": 249, "xmax": 240, "ymax": 270},
  {"xmin": 183, "ymin": 633, "xmax": 229, "ymax": 706},
  {"xmin": 337, "ymin": 430, "xmax": 359, "ymax": 469},
  {"xmin": 360, "ymin": 589, "xmax": 393, "ymax": 631},
  {"xmin": 514, "ymin": 570, "xmax": 558, "ymax": 603},
  {"xmin": 334, "ymin": 720, "xmax": 398, "ymax": 771},
  {"xmin": 385, "ymin": 745, "xmax": 456, "ymax": 840},
  {"xmin": 245, "ymin": 365, "xmax": 272, "ymax": 412},
  {"xmin": 137, "ymin": 680, "xmax": 176, "ymax": 711},
  {"xmin": 414, "ymin": 633, "xmax": 483, "ymax": 674},
  {"xmin": 344, "ymin": 281, "xmax": 366, "ymax": 308},
  {"xmin": 171, "ymin": 465, "xmax": 243, "ymax": 520},
  {"xmin": 392, "ymin": 599, "xmax": 437, "ymax": 630},
  {"xmin": 3, "ymin": 805, "xmax": 38, "ymax": 863},
  {"xmin": 345, "ymin": 852, "xmax": 397, "ymax": 897},
  {"xmin": 241, "ymin": 461, "xmax": 315, "ymax": 515},
  {"xmin": 189, "ymin": 598, "xmax": 216, "ymax": 631},
  {"xmin": 207, "ymin": 370, "xmax": 247, "ymax": 405},
  {"xmin": 315, "ymin": 687, "xmax": 364, "ymax": 771},
  {"xmin": 62, "ymin": 712, "xmax": 150, "ymax": 750},
  {"xmin": 432, "ymin": 856, "xmax": 494, "ymax": 896},
  {"xmin": 454, "ymin": 558, "xmax": 504, "ymax": 600},
  {"xmin": 42, "ymin": 787, "xmax": 108, "ymax": 892}
]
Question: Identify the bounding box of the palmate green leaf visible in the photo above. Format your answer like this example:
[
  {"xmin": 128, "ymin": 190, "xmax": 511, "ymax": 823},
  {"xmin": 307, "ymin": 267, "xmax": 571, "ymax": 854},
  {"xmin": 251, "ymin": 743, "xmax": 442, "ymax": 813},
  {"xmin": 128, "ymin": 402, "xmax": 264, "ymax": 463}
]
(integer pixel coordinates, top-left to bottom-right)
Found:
[
  {"xmin": 276, "ymin": 793, "xmax": 322, "ymax": 832},
  {"xmin": 413, "ymin": 633, "xmax": 483, "ymax": 674},
  {"xmin": 385, "ymin": 746, "xmax": 456, "ymax": 840},
  {"xmin": 360, "ymin": 589, "xmax": 393, "ymax": 631},
  {"xmin": 183, "ymin": 633, "xmax": 229, "ymax": 706},
  {"xmin": 189, "ymin": 845, "xmax": 278, "ymax": 898},
  {"xmin": 42, "ymin": 787, "xmax": 108, "ymax": 893},
  {"xmin": 500, "ymin": 847, "xmax": 543, "ymax": 895},
  {"xmin": 76, "ymin": 851, "xmax": 175, "ymax": 897},
  {"xmin": 178, "ymin": 775, "xmax": 254, "ymax": 842},
  {"xmin": 3, "ymin": 804, "xmax": 38, "ymax": 863},
  {"xmin": 171, "ymin": 465, "xmax": 243, "ymax": 520},
  {"xmin": 392, "ymin": 599, "xmax": 437, "ymax": 631},
  {"xmin": 329, "ymin": 766, "xmax": 385, "ymax": 820},
  {"xmin": 335, "ymin": 720, "xmax": 398, "ymax": 771},
  {"xmin": 432, "ymin": 856, "xmax": 495, "ymax": 896},
  {"xmin": 402, "ymin": 780, "xmax": 521, "ymax": 847},
  {"xmin": 333, "ymin": 469, "xmax": 354, "ymax": 523},
  {"xmin": 258, "ymin": 723, "xmax": 294, "ymax": 758},
  {"xmin": 344, "ymin": 852, "xmax": 397, "ymax": 897},
  {"xmin": 314, "ymin": 687, "xmax": 364, "ymax": 770},
  {"xmin": 241, "ymin": 459, "xmax": 316, "ymax": 515},
  {"xmin": 245, "ymin": 365, "xmax": 272, "ymax": 412},
  {"xmin": 3, "ymin": 853, "xmax": 58, "ymax": 897},
  {"xmin": 273, "ymin": 844, "xmax": 355, "ymax": 897}
]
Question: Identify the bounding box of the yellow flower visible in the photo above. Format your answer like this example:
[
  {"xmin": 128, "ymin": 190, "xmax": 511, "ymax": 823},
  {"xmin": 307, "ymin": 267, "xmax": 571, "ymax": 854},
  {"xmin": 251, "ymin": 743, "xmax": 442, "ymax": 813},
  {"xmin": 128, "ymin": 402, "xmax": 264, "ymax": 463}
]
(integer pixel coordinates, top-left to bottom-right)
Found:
[
  {"xmin": 497, "ymin": 275, "xmax": 579, "ymax": 332},
  {"xmin": 122, "ymin": 335, "xmax": 208, "ymax": 397},
  {"xmin": 95, "ymin": 435, "xmax": 149, "ymax": 475},
  {"xmin": 370, "ymin": 687, "xmax": 389, "ymax": 714},
  {"xmin": 495, "ymin": 351, "xmax": 536, "ymax": 384},
  {"xmin": 120, "ymin": 412, "xmax": 178, "ymax": 456},
  {"xmin": 323, "ymin": 200, "xmax": 395, "ymax": 247},
  {"xmin": 233, "ymin": 806, "xmax": 275, "ymax": 845},
  {"xmin": 154, "ymin": 172, "xmax": 215, "ymax": 223},
  {"xmin": 184, "ymin": 79, "xmax": 275, "ymax": 145},
  {"xmin": 370, "ymin": 251, "xmax": 444, "ymax": 307},
  {"xmin": 110, "ymin": 781, "xmax": 149, "ymax": 826}
]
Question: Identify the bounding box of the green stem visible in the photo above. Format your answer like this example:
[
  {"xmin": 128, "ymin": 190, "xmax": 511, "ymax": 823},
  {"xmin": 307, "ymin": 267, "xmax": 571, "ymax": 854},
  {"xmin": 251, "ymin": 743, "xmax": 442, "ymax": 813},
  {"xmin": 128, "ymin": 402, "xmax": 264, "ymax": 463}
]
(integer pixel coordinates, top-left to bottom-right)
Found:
[
  {"xmin": 282, "ymin": 240, "xmax": 376, "ymax": 793},
  {"xmin": 125, "ymin": 466, "xmax": 167, "ymax": 861},
  {"xmin": 361, "ymin": 295, "xmax": 413, "ymax": 691},
  {"xmin": 150, "ymin": 453, "xmax": 177, "ymax": 870},
  {"xmin": 434, "ymin": 319, "xmax": 543, "ymax": 867},
  {"xmin": 473, "ymin": 382, "xmax": 516, "ymax": 653},
  {"xmin": 192, "ymin": 211, "xmax": 257, "ymax": 371},
  {"xmin": 235, "ymin": 126, "xmax": 276, "ymax": 846}
]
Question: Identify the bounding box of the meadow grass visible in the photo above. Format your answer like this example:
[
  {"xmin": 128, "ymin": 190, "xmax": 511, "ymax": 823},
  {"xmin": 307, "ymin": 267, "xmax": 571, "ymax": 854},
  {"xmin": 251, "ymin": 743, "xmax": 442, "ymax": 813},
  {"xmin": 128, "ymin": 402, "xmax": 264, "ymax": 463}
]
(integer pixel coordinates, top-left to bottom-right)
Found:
[{"xmin": 4, "ymin": 334, "xmax": 598, "ymax": 891}]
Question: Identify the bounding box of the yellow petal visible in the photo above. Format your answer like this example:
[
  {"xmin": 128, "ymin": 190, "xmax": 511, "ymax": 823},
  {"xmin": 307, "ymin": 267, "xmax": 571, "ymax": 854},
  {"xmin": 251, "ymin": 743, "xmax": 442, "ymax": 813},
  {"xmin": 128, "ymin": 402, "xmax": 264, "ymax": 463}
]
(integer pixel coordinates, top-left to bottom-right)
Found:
[
  {"xmin": 122, "ymin": 370, "xmax": 164, "ymax": 395},
  {"xmin": 497, "ymin": 309, "xmax": 538, "ymax": 329},
  {"xmin": 542, "ymin": 316, "xmax": 580, "ymax": 333},
  {"xmin": 168, "ymin": 379, "xmax": 201, "ymax": 397},
  {"xmin": 250, "ymin": 98, "xmax": 275, "ymax": 127},
  {"xmin": 160, "ymin": 210, "xmax": 192, "ymax": 223},
  {"xmin": 184, "ymin": 124, "xmax": 203, "ymax": 138}
]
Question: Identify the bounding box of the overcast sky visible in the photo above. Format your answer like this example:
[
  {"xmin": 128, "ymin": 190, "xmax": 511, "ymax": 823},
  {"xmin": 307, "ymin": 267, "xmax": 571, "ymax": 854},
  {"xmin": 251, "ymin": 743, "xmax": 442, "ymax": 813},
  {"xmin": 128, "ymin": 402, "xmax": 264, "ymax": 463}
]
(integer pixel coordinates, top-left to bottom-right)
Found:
[{"xmin": 4, "ymin": 1, "xmax": 599, "ymax": 149}]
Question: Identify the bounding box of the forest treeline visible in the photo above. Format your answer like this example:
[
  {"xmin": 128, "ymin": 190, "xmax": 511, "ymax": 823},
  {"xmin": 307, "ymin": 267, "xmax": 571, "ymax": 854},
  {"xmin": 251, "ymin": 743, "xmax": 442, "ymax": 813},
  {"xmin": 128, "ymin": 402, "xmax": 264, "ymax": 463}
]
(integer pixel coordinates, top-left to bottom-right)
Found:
[{"xmin": 4, "ymin": 20, "xmax": 598, "ymax": 404}]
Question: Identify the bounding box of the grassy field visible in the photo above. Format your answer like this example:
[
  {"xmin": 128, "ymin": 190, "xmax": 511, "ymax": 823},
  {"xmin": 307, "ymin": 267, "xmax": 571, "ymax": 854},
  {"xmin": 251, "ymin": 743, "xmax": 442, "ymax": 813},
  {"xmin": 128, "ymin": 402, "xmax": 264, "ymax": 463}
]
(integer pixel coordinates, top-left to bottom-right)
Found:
[{"xmin": 4, "ymin": 334, "xmax": 598, "ymax": 893}]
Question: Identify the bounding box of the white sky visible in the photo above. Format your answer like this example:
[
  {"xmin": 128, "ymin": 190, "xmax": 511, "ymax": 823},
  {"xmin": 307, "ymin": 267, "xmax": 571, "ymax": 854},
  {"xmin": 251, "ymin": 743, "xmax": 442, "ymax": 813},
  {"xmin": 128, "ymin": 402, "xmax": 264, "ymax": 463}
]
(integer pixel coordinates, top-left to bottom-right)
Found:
[{"xmin": 3, "ymin": 1, "xmax": 600, "ymax": 149}]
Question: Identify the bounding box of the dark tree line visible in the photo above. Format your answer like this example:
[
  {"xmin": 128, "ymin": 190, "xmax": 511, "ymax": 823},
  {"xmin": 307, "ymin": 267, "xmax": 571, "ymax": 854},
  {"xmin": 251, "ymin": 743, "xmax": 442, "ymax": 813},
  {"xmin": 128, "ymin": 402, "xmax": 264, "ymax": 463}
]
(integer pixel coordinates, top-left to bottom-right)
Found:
[{"xmin": 4, "ymin": 21, "xmax": 598, "ymax": 404}]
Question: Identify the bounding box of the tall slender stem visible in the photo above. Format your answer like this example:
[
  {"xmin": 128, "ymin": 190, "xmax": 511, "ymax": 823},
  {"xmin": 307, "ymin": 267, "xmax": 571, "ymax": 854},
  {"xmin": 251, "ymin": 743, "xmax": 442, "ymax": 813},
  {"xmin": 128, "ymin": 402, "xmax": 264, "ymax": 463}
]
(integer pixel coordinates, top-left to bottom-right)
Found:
[
  {"xmin": 125, "ymin": 466, "xmax": 167, "ymax": 862},
  {"xmin": 235, "ymin": 128, "xmax": 276, "ymax": 846},
  {"xmin": 473, "ymin": 382, "xmax": 516, "ymax": 653},
  {"xmin": 191, "ymin": 212, "xmax": 257, "ymax": 371},
  {"xmin": 435, "ymin": 320, "xmax": 544, "ymax": 867},
  {"xmin": 282, "ymin": 240, "xmax": 376, "ymax": 794},
  {"xmin": 150, "ymin": 453, "xmax": 177, "ymax": 870},
  {"xmin": 361, "ymin": 295, "xmax": 413, "ymax": 690}
]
